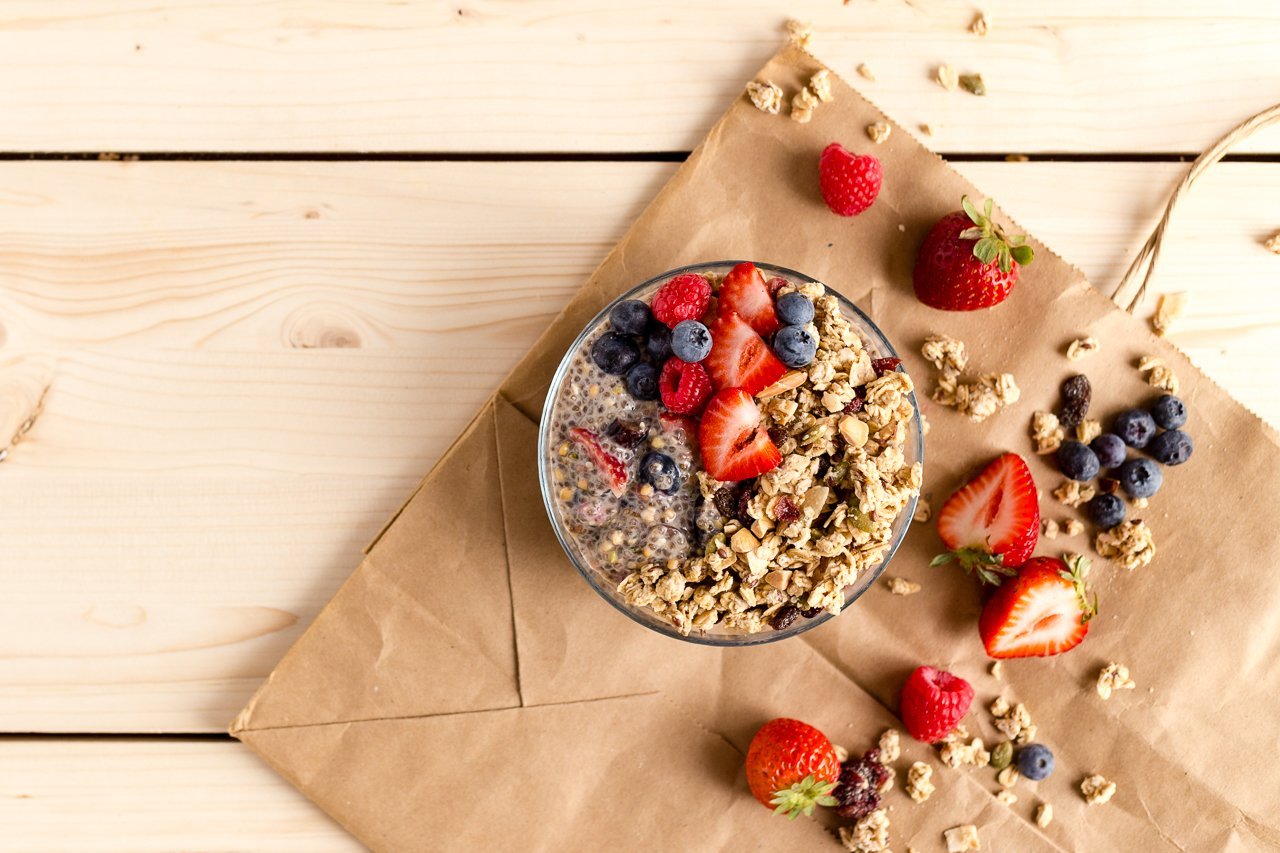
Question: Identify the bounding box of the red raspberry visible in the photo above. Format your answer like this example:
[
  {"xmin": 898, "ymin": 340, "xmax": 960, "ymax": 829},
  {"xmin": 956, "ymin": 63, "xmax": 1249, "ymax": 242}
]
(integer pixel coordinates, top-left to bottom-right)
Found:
[
  {"xmin": 659, "ymin": 358, "xmax": 712, "ymax": 414},
  {"xmin": 766, "ymin": 276, "xmax": 789, "ymax": 296},
  {"xmin": 651, "ymin": 273, "xmax": 712, "ymax": 328},
  {"xmin": 900, "ymin": 665, "xmax": 974, "ymax": 743},
  {"xmin": 819, "ymin": 142, "xmax": 882, "ymax": 217}
]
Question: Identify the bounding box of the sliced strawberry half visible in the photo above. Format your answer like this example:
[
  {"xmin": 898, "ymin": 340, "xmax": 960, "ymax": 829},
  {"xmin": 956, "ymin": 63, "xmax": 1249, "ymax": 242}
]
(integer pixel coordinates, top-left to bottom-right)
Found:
[
  {"xmin": 931, "ymin": 453, "xmax": 1039, "ymax": 585},
  {"xmin": 980, "ymin": 555, "xmax": 1097, "ymax": 659},
  {"xmin": 698, "ymin": 389, "xmax": 782, "ymax": 481},
  {"xmin": 706, "ymin": 310, "xmax": 787, "ymax": 395},
  {"xmin": 570, "ymin": 427, "xmax": 627, "ymax": 496},
  {"xmin": 720, "ymin": 262, "xmax": 781, "ymax": 337}
]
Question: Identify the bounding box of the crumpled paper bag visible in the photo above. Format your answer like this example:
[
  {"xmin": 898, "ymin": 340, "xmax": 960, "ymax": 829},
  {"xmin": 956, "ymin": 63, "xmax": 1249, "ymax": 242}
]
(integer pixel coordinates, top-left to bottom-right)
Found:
[{"xmin": 232, "ymin": 45, "xmax": 1280, "ymax": 852}]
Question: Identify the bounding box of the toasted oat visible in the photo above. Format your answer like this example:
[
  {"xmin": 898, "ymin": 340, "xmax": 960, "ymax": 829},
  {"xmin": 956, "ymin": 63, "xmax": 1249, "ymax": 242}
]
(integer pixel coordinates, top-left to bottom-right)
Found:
[
  {"xmin": 810, "ymin": 70, "xmax": 835, "ymax": 104},
  {"xmin": 867, "ymin": 121, "xmax": 891, "ymax": 144},
  {"xmin": 1153, "ymin": 292, "xmax": 1188, "ymax": 336},
  {"xmin": 940, "ymin": 735, "xmax": 990, "ymax": 769},
  {"xmin": 879, "ymin": 728, "xmax": 901, "ymax": 763},
  {"xmin": 991, "ymin": 700, "xmax": 1035, "ymax": 744},
  {"xmin": 936, "ymin": 64, "xmax": 959, "ymax": 91},
  {"xmin": 1095, "ymin": 520, "xmax": 1155, "ymax": 571},
  {"xmin": 971, "ymin": 12, "xmax": 990, "ymax": 36},
  {"xmin": 990, "ymin": 660, "xmax": 1003, "ymax": 680},
  {"xmin": 906, "ymin": 761, "xmax": 936, "ymax": 803},
  {"xmin": 996, "ymin": 789, "xmax": 1017, "ymax": 806},
  {"xmin": 857, "ymin": 62, "xmax": 877, "ymax": 82},
  {"xmin": 1042, "ymin": 518, "xmax": 1060, "ymax": 539},
  {"xmin": 1035, "ymin": 801, "xmax": 1054, "ymax": 828},
  {"xmin": 1054, "ymin": 479, "xmax": 1096, "ymax": 508},
  {"xmin": 930, "ymin": 359, "xmax": 1020, "ymax": 422},
  {"xmin": 1264, "ymin": 232, "xmax": 1280, "ymax": 254},
  {"xmin": 989, "ymin": 695, "xmax": 1010, "ymax": 718},
  {"xmin": 834, "ymin": 743, "xmax": 850, "ymax": 763},
  {"xmin": 887, "ymin": 576, "xmax": 922, "ymax": 596},
  {"xmin": 996, "ymin": 765, "xmax": 1019, "ymax": 788},
  {"xmin": 1075, "ymin": 418, "xmax": 1102, "ymax": 444},
  {"xmin": 786, "ymin": 19, "xmax": 813, "ymax": 47},
  {"xmin": 840, "ymin": 808, "xmax": 891, "ymax": 853},
  {"xmin": 944, "ymin": 824, "xmax": 981, "ymax": 852},
  {"xmin": 790, "ymin": 87, "xmax": 820, "ymax": 124},
  {"xmin": 1139, "ymin": 355, "xmax": 1180, "ymax": 394},
  {"xmin": 745, "ymin": 80, "xmax": 784, "ymax": 115},
  {"xmin": 959, "ymin": 73, "xmax": 986, "ymax": 96},
  {"xmin": 1096, "ymin": 662, "xmax": 1137, "ymax": 699},
  {"xmin": 1030, "ymin": 411, "xmax": 1065, "ymax": 454},
  {"xmin": 912, "ymin": 499, "xmax": 931, "ymax": 523},
  {"xmin": 1064, "ymin": 518, "xmax": 1084, "ymax": 537},
  {"xmin": 920, "ymin": 123, "xmax": 937, "ymax": 137},
  {"xmin": 1081, "ymin": 773, "xmax": 1117, "ymax": 805},
  {"xmin": 1066, "ymin": 336, "xmax": 1099, "ymax": 361}
]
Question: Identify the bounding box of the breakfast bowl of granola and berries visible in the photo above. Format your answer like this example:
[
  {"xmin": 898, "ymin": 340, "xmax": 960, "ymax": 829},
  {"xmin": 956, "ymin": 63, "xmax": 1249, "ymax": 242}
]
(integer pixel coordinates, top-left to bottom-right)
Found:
[{"xmin": 538, "ymin": 261, "xmax": 923, "ymax": 644}]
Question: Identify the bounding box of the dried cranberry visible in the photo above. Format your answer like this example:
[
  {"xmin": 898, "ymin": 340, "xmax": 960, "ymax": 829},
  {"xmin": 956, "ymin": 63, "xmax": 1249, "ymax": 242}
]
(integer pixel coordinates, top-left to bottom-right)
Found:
[
  {"xmin": 843, "ymin": 387, "xmax": 866, "ymax": 414},
  {"xmin": 774, "ymin": 495, "xmax": 801, "ymax": 525},
  {"xmin": 871, "ymin": 357, "xmax": 902, "ymax": 376},
  {"xmin": 771, "ymin": 604, "xmax": 800, "ymax": 630},
  {"xmin": 832, "ymin": 754, "xmax": 883, "ymax": 820},
  {"xmin": 605, "ymin": 418, "xmax": 648, "ymax": 448}
]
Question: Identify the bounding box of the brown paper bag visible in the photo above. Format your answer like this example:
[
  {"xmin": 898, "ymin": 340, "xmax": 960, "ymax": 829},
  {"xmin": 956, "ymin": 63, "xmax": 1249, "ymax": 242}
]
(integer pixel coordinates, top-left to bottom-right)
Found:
[{"xmin": 232, "ymin": 45, "xmax": 1280, "ymax": 851}]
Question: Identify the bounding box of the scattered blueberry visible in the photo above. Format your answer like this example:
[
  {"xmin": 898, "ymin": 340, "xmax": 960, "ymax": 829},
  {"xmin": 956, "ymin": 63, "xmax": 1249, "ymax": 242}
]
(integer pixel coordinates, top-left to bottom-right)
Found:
[
  {"xmin": 1090, "ymin": 433, "xmax": 1127, "ymax": 469},
  {"xmin": 1150, "ymin": 394, "xmax": 1188, "ymax": 430},
  {"xmin": 1057, "ymin": 440, "xmax": 1100, "ymax": 482},
  {"xmin": 773, "ymin": 325, "xmax": 818, "ymax": 368},
  {"xmin": 624, "ymin": 362, "xmax": 659, "ymax": 400},
  {"xmin": 1148, "ymin": 429, "xmax": 1194, "ymax": 466},
  {"xmin": 609, "ymin": 299, "xmax": 652, "ymax": 335},
  {"xmin": 591, "ymin": 331, "xmax": 640, "ymax": 375},
  {"xmin": 775, "ymin": 292, "xmax": 815, "ymax": 326},
  {"xmin": 644, "ymin": 322, "xmax": 672, "ymax": 362},
  {"xmin": 1114, "ymin": 408, "xmax": 1157, "ymax": 448},
  {"xmin": 1087, "ymin": 493, "xmax": 1127, "ymax": 529},
  {"xmin": 639, "ymin": 451, "xmax": 681, "ymax": 494},
  {"xmin": 1016, "ymin": 744, "xmax": 1055, "ymax": 781},
  {"xmin": 670, "ymin": 319, "xmax": 712, "ymax": 363},
  {"xmin": 1118, "ymin": 457, "xmax": 1163, "ymax": 498}
]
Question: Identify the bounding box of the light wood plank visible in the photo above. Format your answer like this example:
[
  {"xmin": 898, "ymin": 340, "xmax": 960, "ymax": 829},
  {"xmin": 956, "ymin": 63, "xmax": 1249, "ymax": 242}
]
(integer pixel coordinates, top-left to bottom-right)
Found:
[
  {"xmin": 0, "ymin": 738, "xmax": 360, "ymax": 852},
  {"xmin": 3, "ymin": 159, "xmax": 1279, "ymax": 733},
  {"xmin": 0, "ymin": 1, "xmax": 1278, "ymax": 153}
]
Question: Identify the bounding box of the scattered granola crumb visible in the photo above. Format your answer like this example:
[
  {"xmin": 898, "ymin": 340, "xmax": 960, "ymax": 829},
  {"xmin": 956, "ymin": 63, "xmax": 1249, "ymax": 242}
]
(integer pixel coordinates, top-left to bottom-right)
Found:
[
  {"xmin": 786, "ymin": 19, "xmax": 813, "ymax": 47},
  {"xmin": 878, "ymin": 729, "xmax": 901, "ymax": 763},
  {"xmin": 834, "ymin": 743, "xmax": 850, "ymax": 763},
  {"xmin": 840, "ymin": 808, "xmax": 891, "ymax": 853},
  {"xmin": 1133, "ymin": 496, "xmax": 1149, "ymax": 509},
  {"xmin": 991, "ymin": 700, "xmax": 1035, "ymax": 744},
  {"xmin": 790, "ymin": 86, "xmax": 820, "ymax": 124},
  {"xmin": 936, "ymin": 64, "xmax": 959, "ymax": 91},
  {"xmin": 990, "ymin": 660, "xmax": 1003, "ymax": 680},
  {"xmin": 887, "ymin": 576, "xmax": 922, "ymax": 596},
  {"xmin": 920, "ymin": 123, "xmax": 937, "ymax": 137},
  {"xmin": 912, "ymin": 499, "xmax": 932, "ymax": 523},
  {"xmin": 1035, "ymin": 801, "xmax": 1054, "ymax": 828},
  {"xmin": 1054, "ymin": 480, "xmax": 1096, "ymax": 508},
  {"xmin": 970, "ymin": 12, "xmax": 990, "ymax": 36},
  {"xmin": 1031, "ymin": 411, "xmax": 1065, "ymax": 454},
  {"xmin": 857, "ymin": 63, "xmax": 877, "ymax": 82},
  {"xmin": 1064, "ymin": 518, "xmax": 1084, "ymax": 537},
  {"xmin": 989, "ymin": 695, "xmax": 1009, "ymax": 718},
  {"xmin": 923, "ymin": 334, "xmax": 1018, "ymax": 422},
  {"xmin": 996, "ymin": 789, "xmax": 1017, "ymax": 806},
  {"xmin": 1081, "ymin": 774, "xmax": 1117, "ymax": 805},
  {"xmin": 1066, "ymin": 336, "xmax": 1099, "ymax": 360},
  {"xmin": 920, "ymin": 411, "xmax": 931, "ymax": 435},
  {"xmin": 1153, "ymin": 292, "xmax": 1188, "ymax": 336},
  {"xmin": 1264, "ymin": 232, "xmax": 1280, "ymax": 254},
  {"xmin": 906, "ymin": 761, "xmax": 935, "ymax": 803},
  {"xmin": 1075, "ymin": 418, "xmax": 1102, "ymax": 444},
  {"xmin": 939, "ymin": 735, "xmax": 990, "ymax": 769},
  {"xmin": 1042, "ymin": 518, "xmax": 1060, "ymax": 539},
  {"xmin": 996, "ymin": 765, "xmax": 1019, "ymax": 789},
  {"xmin": 810, "ymin": 70, "xmax": 835, "ymax": 104},
  {"xmin": 745, "ymin": 80, "xmax": 784, "ymax": 115},
  {"xmin": 1095, "ymin": 520, "xmax": 1156, "ymax": 571},
  {"xmin": 959, "ymin": 73, "xmax": 986, "ymax": 96},
  {"xmin": 1096, "ymin": 662, "xmax": 1137, "ymax": 699},
  {"xmin": 867, "ymin": 121, "xmax": 891, "ymax": 144},
  {"xmin": 944, "ymin": 824, "xmax": 981, "ymax": 852},
  {"xmin": 1138, "ymin": 355, "xmax": 1179, "ymax": 394}
]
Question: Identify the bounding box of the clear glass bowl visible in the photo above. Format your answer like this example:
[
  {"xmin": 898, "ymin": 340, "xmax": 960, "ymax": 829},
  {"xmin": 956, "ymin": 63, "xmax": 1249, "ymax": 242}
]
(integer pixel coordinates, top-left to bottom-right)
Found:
[{"xmin": 538, "ymin": 261, "xmax": 923, "ymax": 646}]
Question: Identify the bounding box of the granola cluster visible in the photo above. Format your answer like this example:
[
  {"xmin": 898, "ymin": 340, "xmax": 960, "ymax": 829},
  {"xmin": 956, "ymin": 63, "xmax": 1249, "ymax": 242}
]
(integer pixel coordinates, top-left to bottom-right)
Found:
[
  {"xmin": 618, "ymin": 282, "xmax": 921, "ymax": 635},
  {"xmin": 1094, "ymin": 520, "xmax": 1155, "ymax": 571},
  {"xmin": 1053, "ymin": 479, "xmax": 1096, "ymax": 508},
  {"xmin": 1139, "ymin": 355, "xmax": 1179, "ymax": 395},
  {"xmin": 1096, "ymin": 662, "xmax": 1137, "ymax": 700},
  {"xmin": 905, "ymin": 761, "xmax": 935, "ymax": 803},
  {"xmin": 938, "ymin": 728, "xmax": 990, "ymax": 769},
  {"xmin": 1081, "ymin": 773, "xmax": 1117, "ymax": 805},
  {"xmin": 1066, "ymin": 336, "xmax": 1099, "ymax": 361},
  {"xmin": 921, "ymin": 334, "xmax": 1019, "ymax": 422},
  {"xmin": 944, "ymin": 824, "xmax": 981, "ymax": 852},
  {"xmin": 990, "ymin": 696, "xmax": 1037, "ymax": 745},
  {"xmin": 838, "ymin": 808, "xmax": 890, "ymax": 853},
  {"xmin": 1030, "ymin": 410, "xmax": 1065, "ymax": 454}
]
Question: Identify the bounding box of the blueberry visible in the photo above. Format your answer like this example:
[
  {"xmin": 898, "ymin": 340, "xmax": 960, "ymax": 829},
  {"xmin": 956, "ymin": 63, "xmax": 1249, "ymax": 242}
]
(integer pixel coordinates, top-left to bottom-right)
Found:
[
  {"xmin": 670, "ymin": 320, "xmax": 712, "ymax": 363},
  {"xmin": 645, "ymin": 322, "xmax": 672, "ymax": 362},
  {"xmin": 775, "ymin": 292, "xmax": 815, "ymax": 326},
  {"xmin": 1148, "ymin": 429, "xmax": 1193, "ymax": 466},
  {"xmin": 1057, "ymin": 440, "xmax": 1100, "ymax": 482},
  {"xmin": 773, "ymin": 325, "xmax": 818, "ymax": 368},
  {"xmin": 1087, "ymin": 493, "xmax": 1127, "ymax": 529},
  {"xmin": 1114, "ymin": 408, "xmax": 1157, "ymax": 448},
  {"xmin": 639, "ymin": 451, "xmax": 681, "ymax": 494},
  {"xmin": 609, "ymin": 299, "xmax": 652, "ymax": 335},
  {"xmin": 1016, "ymin": 744, "xmax": 1055, "ymax": 781},
  {"xmin": 1118, "ymin": 457, "xmax": 1163, "ymax": 498},
  {"xmin": 1090, "ymin": 433, "xmax": 1127, "ymax": 469},
  {"xmin": 625, "ymin": 362, "xmax": 659, "ymax": 400},
  {"xmin": 1150, "ymin": 394, "xmax": 1188, "ymax": 430},
  {"xmin": 591, "ymin": 331, "xmax": 640, "ymax": 375}
]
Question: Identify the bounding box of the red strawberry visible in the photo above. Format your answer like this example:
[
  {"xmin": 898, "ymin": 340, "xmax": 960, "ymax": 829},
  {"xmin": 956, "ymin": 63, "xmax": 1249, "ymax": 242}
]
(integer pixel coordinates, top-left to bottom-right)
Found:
[
  {"xmin": 980, "ymin": 555, "xmax": 1097, "ymax": 659},
  {"xmin": 651, "ymin": 273, "xmax": 712, "ymax": 328},
  {"xmin": 914, "ymin": 196, "xmax": 1034, "ymax": 311},
  {"xmin": 658, "ymin": 358, "xmax": 713, "ymax": 414},
  {"xmin": 900, "ymin": 666, "xmax": 974, "ymax": 744},
  {"xmin": 932, "ymin": 453, "xmax": 1040, "ymax": 585},
  {"xmin": 699, "ymin": 389, "xmax": 782, "ymax": 481},
  {"xmin": 745, "ymin": 718, "xmax": 840, "ymax": 819},
  {"xmin": 569, "ymin": 427, "xmax": 627, "ymax": 496},
  {"xmin": 705, "ymin": 311, "xmax": 786, "ymax": 395},
  {"xmin": 818, "ymin": 143, "xmax": 882, "ymax": 216},
  {"xmin": 719, "ymin": 262, "xmax": 780, "ymax": 336}
]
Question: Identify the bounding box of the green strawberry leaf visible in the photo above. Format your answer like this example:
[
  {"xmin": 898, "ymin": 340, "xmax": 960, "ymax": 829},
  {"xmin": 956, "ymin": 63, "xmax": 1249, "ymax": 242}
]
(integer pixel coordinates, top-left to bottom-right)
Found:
[
  {"xmin": 961, "ymin": 195, "xmax": 981, "ymax": 225},
  {"xmin": 983, "ymin": 197, "xmax": 994, "ymax": 219},
  {"xmin": 930, "ymin": 553, "xmax": 955, "ymax": 567},
  {"xmin": 1011, "ymin": 245, "xmax": 1035, "ymax": 265},
  {"xmin": 958, "ymin": 226, "xmax": 984, "ymax": 240},
  {"xmin": 973, "ymin": 237, "xmax": 1000, "ymax": 265}
]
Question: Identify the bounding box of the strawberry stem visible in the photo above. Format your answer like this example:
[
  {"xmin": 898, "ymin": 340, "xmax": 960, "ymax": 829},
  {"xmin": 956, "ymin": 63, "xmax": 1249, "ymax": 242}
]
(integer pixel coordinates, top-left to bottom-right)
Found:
[
  {"xmin": 959, "ymin": 195, "xmax": 1034, "ymax": 274},
  {"xmin": 1059, "ymin": 554, "xmax": 1099, "ymax": 622},
  {"xmin": 931, "ymin": 548, "xmax": 1017, "ymax": 586},
  {"xmin": 769, "ymin": 774, "xmax": 838, "ymax": 820}
]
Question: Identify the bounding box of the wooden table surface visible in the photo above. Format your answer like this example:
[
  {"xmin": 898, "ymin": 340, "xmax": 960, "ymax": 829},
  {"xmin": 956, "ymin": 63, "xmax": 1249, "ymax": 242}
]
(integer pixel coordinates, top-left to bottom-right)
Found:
[{"xmin": 3, "ymin": 2, "xmax": 1280, "ymax": 849}]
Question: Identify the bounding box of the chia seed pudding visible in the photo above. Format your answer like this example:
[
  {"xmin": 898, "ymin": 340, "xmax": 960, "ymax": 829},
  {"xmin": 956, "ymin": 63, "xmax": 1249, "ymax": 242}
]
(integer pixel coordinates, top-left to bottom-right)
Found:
[{"xmin": 540, "ymin": 262, "xmax": 922, "ymax": 641}]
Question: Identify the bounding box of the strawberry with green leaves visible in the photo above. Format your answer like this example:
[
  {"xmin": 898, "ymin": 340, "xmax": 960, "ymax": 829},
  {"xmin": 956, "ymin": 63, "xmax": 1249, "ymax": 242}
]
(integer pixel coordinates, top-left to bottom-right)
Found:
[
  {"xmin": 931, "ymin": 453, "xmax": 1040, "ymax": 585},
  {"xmin": 980, "ymin": 554, "xmax": 1098, "ymax": 658},
  {"xmin": 914, "ymin": 196, "xmax": 1034, "ymax": 311},
  {"xmin": 745, "ymin": 718, "xmax": 840, "ymax": 820}
]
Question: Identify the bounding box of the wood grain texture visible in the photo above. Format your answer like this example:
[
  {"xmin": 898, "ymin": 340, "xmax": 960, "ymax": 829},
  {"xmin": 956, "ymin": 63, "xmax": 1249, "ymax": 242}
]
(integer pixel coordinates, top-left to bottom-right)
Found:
[
  {"xmin": 3, "ymin": 159, "xmax": 1279, "ymax": 734},
  {"xmin": 0, "ymin": 738, "xmax": 360, "ymax": 852},
  {"xmin": 0, "ymin": 1, "xmax": 1278, "ymax": 153}
]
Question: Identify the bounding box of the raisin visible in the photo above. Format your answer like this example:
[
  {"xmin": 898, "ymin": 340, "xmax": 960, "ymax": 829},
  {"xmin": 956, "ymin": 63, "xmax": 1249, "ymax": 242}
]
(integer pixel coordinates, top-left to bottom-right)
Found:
[
  {"xmin": 814, "ymin": 455, "xmax": 830, "ymax": 481},
  {"xmin": 735, "ymin": 488, "xmax": 755, "ymax": 524},
  {"xmin": 871, "ymin": 357, "xmax": 902, "ymax": 376},
  {"xmin": 774, "ymin": 495, "xmax": 800, "ymax": 525},
  {"xmin": 713, "ymin": 486, "xmax": 740, "ymax": 519},
  {"xmin": 767, "ymin": 426, "xmax": 788, "ymax": 446},
  {"xmin": 800, "ymin": 606, "xmax": 824, "ymax": 619},
  {"xmin": 1059, "ymin": 374, "xmax": 1092, "ymax": 427},
  {"xmin": 605, "ymin": 418, "xmax": 648, "ymax": 448},
  {"xmin": 771, "ymin": 604, "xmax": 800, "ymax": 630}
]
